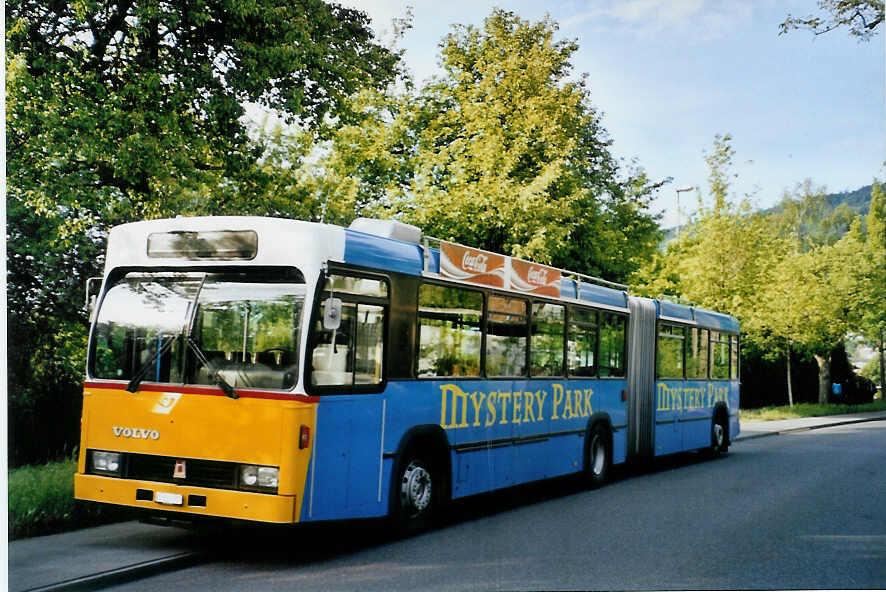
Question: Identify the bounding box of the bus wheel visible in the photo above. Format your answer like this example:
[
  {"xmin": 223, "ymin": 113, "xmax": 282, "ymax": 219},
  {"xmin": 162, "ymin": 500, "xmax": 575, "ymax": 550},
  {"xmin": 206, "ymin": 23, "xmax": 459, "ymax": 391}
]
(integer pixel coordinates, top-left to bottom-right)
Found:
[
  {"xmin": 585, "ymin": 423, "xmax": 611, "ymax": 489},
  {"xmin": 710, "ymin": 416, "xmax": 729, "ymax": 456},
  {"xmin": 395, "ymin": 456, "xmax": 435, "ymax": 532}
]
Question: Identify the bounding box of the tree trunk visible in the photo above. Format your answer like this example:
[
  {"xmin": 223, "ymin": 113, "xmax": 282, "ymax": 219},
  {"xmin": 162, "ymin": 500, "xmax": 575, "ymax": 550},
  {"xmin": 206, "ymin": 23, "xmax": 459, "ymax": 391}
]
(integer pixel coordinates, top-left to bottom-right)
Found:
[
  {"xmin": 814, "ymin": 353, "xmax": 831, "ymax": 405},
  {"xmin": 786, "ymin": 343, "xmax": 794, "ymax": 407}
]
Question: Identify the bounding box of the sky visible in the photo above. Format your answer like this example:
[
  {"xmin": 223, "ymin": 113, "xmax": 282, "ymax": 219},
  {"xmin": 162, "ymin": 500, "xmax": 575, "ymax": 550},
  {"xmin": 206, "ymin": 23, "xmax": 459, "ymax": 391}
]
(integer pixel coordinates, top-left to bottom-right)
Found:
[{"xmin": 336, "ymin": 0, "xmax": 885, "ymax": 227}]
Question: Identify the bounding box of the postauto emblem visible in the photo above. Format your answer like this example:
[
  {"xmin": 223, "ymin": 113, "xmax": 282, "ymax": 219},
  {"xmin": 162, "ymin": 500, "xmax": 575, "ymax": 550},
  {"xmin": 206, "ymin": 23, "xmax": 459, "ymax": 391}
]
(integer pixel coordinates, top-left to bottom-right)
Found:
[{"xmin": 112, "ymin": 426, "xmax": 160, "ymax": 440}]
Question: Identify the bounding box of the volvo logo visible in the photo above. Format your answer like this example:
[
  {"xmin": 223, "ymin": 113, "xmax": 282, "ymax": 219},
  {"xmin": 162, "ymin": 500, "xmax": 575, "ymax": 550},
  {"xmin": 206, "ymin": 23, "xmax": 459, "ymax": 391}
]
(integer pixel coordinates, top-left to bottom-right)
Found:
[{"xmin": 112, "ymin": 426, "xmax": 160, "ymax": 440}]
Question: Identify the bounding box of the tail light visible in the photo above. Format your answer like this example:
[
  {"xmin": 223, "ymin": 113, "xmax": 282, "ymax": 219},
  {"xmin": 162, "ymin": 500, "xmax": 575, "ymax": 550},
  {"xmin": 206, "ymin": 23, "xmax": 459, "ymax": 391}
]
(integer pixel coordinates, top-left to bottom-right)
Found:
[{"xmin": 299, "ymin": 425, "xmax": 311, "ymax": 449}]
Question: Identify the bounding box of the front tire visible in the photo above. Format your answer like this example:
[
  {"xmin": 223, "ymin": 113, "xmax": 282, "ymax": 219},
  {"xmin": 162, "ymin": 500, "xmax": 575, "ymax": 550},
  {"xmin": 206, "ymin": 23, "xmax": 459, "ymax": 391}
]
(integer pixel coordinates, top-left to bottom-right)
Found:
[
  {"xmin": 394, "ymin": 455, "xmax": 436, "ymax": 533},
  {"xmin": 585, "ymin": 423, "xmax": 611, "ymax": 489}
]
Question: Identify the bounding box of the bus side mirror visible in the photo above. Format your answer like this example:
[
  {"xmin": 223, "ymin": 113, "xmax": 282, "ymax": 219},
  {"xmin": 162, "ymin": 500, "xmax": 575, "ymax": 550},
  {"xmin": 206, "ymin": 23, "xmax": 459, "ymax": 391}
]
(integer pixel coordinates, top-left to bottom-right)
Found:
[
  {"xmin": 323, "ymin": 297, "xmax": 342, "ymax": 331},
  {"xmin": 85, "ymin": 277, "xmax": 102, "ymax": 322}
]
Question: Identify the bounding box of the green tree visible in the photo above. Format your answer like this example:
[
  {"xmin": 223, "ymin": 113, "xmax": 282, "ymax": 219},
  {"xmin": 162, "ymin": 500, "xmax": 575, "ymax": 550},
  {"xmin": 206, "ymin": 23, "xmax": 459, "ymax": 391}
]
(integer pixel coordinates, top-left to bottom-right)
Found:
[
  {"xmin": 634, "ymin": 134, "xmax": 787, "ymax": 326},
  {"xmin": 632, "ymin": 134, "xmax": 802, "ymax": 405},
  {"xmin": 772, "ymin": 179, "xmax": 858, "ymax": 249},
  {"xmin": 5, "ymin": 0, "xmax": 400, "ymax": 464},
  {"xmin": 780, "ymin": 0, "xmax": 884, "ymax": 39},
  {"xmin": 6, "ymin": 0, "xmax": 400, "ymax": 228},
  {"xmin": 306, "ymin": 9, "xmax": 662, "ymax": 282},
  {"xmin": 843, "ymin": 183, "xmax": 886, "ymax": 393},
  {"xmin": 760, "ymin": 241, "xmax": 858, "ymax": 404}
]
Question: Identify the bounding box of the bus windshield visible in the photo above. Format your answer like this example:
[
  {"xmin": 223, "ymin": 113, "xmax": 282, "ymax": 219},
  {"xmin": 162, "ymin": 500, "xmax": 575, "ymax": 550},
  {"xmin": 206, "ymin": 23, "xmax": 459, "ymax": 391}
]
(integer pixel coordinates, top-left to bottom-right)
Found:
[{"xmin": 90, "ymin": 272, "xmax": 305, "ymax": 390}]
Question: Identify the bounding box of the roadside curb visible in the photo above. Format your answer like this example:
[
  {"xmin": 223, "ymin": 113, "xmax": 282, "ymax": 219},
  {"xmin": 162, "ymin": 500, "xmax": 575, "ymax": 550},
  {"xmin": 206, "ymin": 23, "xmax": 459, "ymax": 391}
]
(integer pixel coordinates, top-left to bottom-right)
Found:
[{"xmin": 736, "ymin": 414, "xmax": 886, "ymax": 442}]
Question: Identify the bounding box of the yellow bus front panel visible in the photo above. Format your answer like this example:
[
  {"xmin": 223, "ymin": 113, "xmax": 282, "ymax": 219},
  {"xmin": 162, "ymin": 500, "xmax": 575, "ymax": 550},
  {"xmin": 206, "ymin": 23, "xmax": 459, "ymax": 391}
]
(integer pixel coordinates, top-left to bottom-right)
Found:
[{"xmin": 75, "ymin": 383, "xmax": 317, "ymax": 523}]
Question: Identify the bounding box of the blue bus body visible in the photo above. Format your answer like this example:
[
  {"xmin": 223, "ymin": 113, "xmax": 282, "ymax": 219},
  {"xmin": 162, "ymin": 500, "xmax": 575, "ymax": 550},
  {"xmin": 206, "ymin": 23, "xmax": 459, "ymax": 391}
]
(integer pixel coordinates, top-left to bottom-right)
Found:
[{"xmin": 300, "ymin": 224, "xmax": 739, "ymax": 522}]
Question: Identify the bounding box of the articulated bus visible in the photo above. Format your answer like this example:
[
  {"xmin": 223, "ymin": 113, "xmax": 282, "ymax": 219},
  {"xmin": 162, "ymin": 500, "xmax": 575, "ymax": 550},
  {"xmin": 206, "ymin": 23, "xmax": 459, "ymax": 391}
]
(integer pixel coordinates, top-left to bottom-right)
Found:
[{"xmin": 75, "ymin": 216, "xmax": 740, "ymax": 529}]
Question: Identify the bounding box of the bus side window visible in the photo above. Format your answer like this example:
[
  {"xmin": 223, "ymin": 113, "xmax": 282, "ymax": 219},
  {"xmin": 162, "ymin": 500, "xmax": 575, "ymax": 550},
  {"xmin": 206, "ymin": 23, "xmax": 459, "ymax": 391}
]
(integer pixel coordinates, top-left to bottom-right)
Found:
[
  {"xmin": 416, "ymin": 283, "xmax": 482, "ymax": 377},
  {"xmin": 311, "ymin": 274, "xmax": 387, "ymax": 388},
  {"xmin": 599, "ymin": 312, "xmax": 626, "ymax": 377},
  {"xmin": 656, "ymin": 323, "xmax": 685, "ymax": 379},
  {"xmin": 710, "ymin": 331, "xmax": 730, "ymax": 379},
  {"xmin": 531, "ymin": 302, "xmax": 565, "ymax": 377},
  {"xmin": 730, "ymin": 334, "xmax": 740, "ymax": 380},
  {"xmin": 686, "ymin": 327, "xmax": 707, "ymax": 379},
  {"xmin": 486, "ymin": 295, "xmax": 528, "ymax": 377},
  {"xmin": 567, "ymin": 307, "xmax": 597, "ymax": 377}
]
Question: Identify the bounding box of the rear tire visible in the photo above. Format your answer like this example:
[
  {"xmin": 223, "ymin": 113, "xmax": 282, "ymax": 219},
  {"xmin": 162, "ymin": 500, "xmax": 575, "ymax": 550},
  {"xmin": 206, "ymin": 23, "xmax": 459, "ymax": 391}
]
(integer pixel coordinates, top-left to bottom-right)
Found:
[
  {"xmin": 710, "ymin": 415, "xmax": 729, "ymax": 457},
  {"xmin": 585, "ymin": 423, "xmax": 611, "ymax": 489}
]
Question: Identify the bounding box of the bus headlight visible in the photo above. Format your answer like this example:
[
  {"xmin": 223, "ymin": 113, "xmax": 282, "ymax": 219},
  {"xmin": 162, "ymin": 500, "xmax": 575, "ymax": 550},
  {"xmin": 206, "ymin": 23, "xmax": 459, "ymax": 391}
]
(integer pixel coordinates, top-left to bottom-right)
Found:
[
  {"xmin": 91, "ymin": 450, "xmax": 122, "ymax": 476},
  {"xmin": 239, "ymin": 465, "xmax": 279, "ymax": 492}
]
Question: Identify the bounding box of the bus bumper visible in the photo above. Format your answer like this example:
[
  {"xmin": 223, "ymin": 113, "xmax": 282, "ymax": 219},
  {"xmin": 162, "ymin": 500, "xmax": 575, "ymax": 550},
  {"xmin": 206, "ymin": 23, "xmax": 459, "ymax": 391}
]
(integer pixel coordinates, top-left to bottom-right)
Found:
[{"xmin": 75, "ymin": 473, "xmax": 298, "ymax": 524}]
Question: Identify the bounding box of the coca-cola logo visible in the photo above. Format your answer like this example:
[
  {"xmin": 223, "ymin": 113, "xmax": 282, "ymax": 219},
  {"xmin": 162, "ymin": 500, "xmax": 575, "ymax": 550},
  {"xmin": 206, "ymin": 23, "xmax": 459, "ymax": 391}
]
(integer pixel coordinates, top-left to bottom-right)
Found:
[
  {"xmin": 462, "ymin": 252, "xmax": 488, "ymax": 273},
  {"xmin": 527, "ymin": 267, "xmax": 549, "ymax": 286}
]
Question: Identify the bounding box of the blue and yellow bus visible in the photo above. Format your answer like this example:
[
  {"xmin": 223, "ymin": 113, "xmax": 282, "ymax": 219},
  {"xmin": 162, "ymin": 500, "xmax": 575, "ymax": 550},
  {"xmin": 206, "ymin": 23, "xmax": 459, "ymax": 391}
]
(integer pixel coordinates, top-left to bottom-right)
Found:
[{"xmin": 75, "ymin": 216, "xmax": 739, "ymax": 529}]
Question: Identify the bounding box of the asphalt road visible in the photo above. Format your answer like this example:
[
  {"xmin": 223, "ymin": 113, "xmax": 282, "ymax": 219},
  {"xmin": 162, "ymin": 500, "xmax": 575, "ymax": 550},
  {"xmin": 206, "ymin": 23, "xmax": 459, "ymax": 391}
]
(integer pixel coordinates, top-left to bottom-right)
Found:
[{"xmin": 14, "ymin": 421, "xmax": 886, "ymax": 591}]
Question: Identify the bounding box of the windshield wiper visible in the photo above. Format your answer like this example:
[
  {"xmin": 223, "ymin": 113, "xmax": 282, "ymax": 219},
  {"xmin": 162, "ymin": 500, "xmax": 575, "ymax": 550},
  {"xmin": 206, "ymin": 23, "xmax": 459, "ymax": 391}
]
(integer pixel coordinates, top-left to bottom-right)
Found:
[
  {"xmin": 125, "ymin": 335, "xmax": 176, "ymax": 393},
  {"xmin": 182, "ymin": 274, "xmax": 239, "ymax": 400},
  {"xmin": 186, "ymin": 337, "xmax": 239, "ymax": 400}
]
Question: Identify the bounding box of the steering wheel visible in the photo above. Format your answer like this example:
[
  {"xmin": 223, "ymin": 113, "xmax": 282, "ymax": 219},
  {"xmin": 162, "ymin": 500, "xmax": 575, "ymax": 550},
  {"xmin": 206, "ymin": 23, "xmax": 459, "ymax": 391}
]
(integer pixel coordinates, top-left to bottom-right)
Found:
[{"xmin": 261, "ymin": 347, "xmax": 288, "ymax": 354}]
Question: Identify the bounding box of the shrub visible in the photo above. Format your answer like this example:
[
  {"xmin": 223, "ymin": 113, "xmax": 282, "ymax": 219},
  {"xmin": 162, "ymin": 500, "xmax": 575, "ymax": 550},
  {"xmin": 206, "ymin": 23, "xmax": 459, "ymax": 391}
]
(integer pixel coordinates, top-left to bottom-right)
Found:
[{"xmin": 8, "ymin": 459, "xmax": 132, "ymax": 539}]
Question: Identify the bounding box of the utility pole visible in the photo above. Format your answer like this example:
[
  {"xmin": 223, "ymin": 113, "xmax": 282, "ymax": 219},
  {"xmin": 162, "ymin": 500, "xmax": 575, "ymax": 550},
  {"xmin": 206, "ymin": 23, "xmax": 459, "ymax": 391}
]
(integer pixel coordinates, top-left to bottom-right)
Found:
[{"xmin": 675, "ymin": 186, "xmax": 695, "ymax": 236}]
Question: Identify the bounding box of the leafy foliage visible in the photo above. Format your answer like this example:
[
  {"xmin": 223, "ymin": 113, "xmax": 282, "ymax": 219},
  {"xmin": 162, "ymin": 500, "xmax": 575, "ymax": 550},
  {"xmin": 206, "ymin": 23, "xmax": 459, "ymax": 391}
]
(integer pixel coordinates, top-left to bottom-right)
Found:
[
  {"xmin": 633, "ymin": 134, "xmax": 880, "ymax": 406},
  {"xmin": 780, "ymin": 0, "xmax": 884, "ymax": 39},
  {"xmin": 303, "ymin": 10, "xmax": 663, "ymax": 282},
  {"xmin": 9, "ymin": 459, "xmax": 133, "ymax": 539},
  {"xmin": 6, "ymin": 0, "xmax": 400, "ymax": 465}
]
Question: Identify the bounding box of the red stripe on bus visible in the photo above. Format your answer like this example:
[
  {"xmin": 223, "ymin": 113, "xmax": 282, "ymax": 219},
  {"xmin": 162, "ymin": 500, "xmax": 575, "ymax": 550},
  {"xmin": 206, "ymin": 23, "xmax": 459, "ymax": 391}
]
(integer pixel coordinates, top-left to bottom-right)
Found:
[{"xmin": 83, "ymin": 381, "xmax": 320, "ymax": 402}]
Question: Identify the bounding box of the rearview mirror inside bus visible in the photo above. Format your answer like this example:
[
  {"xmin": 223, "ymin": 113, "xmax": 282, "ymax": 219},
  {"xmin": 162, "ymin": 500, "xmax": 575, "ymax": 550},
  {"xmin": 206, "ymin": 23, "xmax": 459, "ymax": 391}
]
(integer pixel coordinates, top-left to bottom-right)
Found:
[{"xmin": 323, "ymin": 297, "xmax": 342, "ymax": 331}]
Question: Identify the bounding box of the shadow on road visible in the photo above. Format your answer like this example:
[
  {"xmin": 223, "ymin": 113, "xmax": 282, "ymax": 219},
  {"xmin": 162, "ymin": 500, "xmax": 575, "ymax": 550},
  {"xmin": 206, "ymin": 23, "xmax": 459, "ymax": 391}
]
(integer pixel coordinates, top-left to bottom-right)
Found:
[{"xmin": 179, "ymin": 450, "xmax": 728, "ymax": 567}]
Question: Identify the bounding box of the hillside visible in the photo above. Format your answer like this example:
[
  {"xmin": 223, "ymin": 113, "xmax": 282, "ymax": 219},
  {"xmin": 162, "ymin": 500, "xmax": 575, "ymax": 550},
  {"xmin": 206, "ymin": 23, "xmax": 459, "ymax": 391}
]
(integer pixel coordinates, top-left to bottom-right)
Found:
[{"xmin": 662, "ymin": 183, "xmax": 875, "ymax": 240}]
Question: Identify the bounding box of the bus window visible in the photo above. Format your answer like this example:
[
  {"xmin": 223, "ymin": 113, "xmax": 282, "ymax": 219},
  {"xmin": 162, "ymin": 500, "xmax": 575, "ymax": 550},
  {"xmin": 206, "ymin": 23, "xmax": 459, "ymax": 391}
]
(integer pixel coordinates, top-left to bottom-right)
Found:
[
  {"xmin": 567, "ymin": 307, "xmax": 597, "ymax": 377},
  {"xmin": 531, "ymin": 302, "xmax": 565, "ymax": 377},
  {"xmin": 417, "ymin": 284, "xmax": 482, "ymax": 377},
  {"xmin": 599, "ymin": 313, "xmax": 626, "ymax": 377},
  {"xmin": 91, "ymin": 272, "xmax": 304, "ymax": 391},
  {"xmin": 685, "ymin": 327, "xmax": 708, "ymax": 379},
  {"xmin": 730, "ymin": 334, "xmax": 740, "ymax": 380},
  {"xmin": 486, "ymin": 295, "xmax": 528, "ymax": 377},
  {"xmin": 311, "ymin": 274, "xmax": 387, "ymax": 387},
  {"xmin": 656, "ymin": 324, "xmax": 684, "ymax": 379},
  {"xmin": 711, "ymin": 331, "xmax": 730, "ymax": 379}
]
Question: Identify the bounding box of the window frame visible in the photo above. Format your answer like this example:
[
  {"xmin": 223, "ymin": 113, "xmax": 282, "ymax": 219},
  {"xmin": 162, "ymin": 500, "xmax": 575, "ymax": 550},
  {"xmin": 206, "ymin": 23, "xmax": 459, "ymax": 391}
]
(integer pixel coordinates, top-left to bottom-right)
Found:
[
  {"xmin": 655, "ymin": 322, "xmax": 686, "ymax": 380},
  {"xmin": 730, "ymin": 334, "xmax": 740, "ymax": 380},
  {"xmin": 484, "ymin": 292, "xmax": 530, "ymax": 378},
  {"xmin": 709, "ymin": 330, "xmax": 731, "ymax": 380},
  {"xmin": 306, "ymin": 267, "xmax": 390, "ymax": 395},
  {"xmin": 597, "ymin": 311, "xmax": 628, "ymax": 378},
  {"xmin": 684, "ymin": 326, "xmax": 710, "ymax": 380},
  {"xmin": 566, "ymin": 305, "xmax": 599, "ymax": 378},
  {"xmin": 87, "ymin": 265, "xmax": 307, "ymax": 392},
  {"xmin": 415, "ymin": 279, "xmax": 486, "ymax": 380},
  {"xmin": 529, "ymin": 299, "xmax": 566, "ymax": 378}
]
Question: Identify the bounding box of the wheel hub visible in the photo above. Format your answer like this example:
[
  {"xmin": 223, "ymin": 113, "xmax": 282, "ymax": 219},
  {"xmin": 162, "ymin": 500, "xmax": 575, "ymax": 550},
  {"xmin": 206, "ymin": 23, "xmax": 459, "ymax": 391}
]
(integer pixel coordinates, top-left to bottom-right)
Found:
[
  {"xmin": 401, "ymin": 461, "xmax": 432, "ymax": 513},
  {"xmin": 591, "ymin": 436, "xmax": 605, "ymax": 475}
]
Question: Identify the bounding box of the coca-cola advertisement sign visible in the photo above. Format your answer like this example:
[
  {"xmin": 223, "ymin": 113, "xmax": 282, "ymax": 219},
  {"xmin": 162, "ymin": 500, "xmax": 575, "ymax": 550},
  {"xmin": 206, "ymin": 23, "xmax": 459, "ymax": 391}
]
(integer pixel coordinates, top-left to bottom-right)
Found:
[
  {"xmin": 511, "ymin": 259, "xmax": 561, "ymax": 297},
  {"xmin": 440, "ymin": 242, "xmax": 506, "ymax": 287}
]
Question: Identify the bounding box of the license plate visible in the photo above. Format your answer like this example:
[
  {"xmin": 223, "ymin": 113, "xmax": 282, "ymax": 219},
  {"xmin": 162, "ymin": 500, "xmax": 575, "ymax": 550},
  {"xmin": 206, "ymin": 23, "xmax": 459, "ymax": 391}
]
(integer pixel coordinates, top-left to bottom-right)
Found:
[{"xmin": 155, "ymin": 491, "xmax": 183, "ymax": 506}]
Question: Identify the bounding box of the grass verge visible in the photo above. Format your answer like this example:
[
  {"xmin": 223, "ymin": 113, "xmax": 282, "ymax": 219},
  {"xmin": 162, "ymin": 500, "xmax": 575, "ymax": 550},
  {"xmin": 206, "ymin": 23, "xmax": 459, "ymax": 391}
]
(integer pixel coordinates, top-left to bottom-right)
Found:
[
  {"xmin": 9, "ymin": 458, "xmax": 133, "ymax": 540},
  {"xmin": 740, "ymin": 398, "xmax": 886, "ymax": 422}
]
